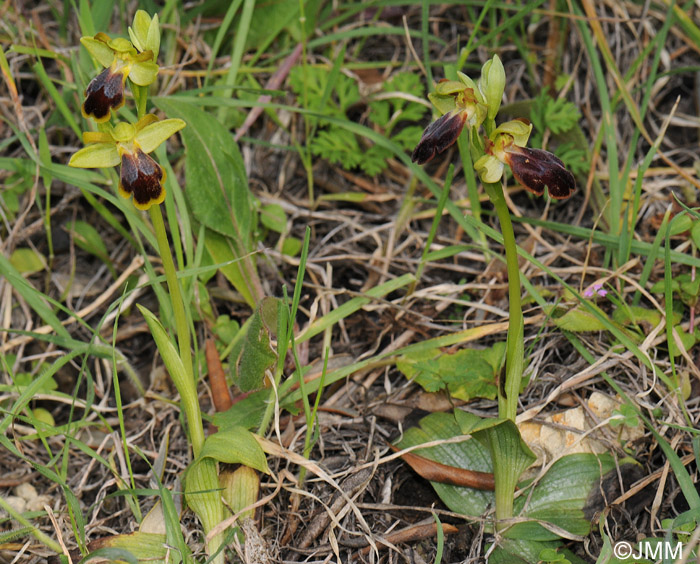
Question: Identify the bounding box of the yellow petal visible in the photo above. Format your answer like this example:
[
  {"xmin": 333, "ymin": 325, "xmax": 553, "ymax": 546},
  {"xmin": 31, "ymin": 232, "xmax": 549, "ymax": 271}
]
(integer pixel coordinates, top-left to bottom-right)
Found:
[
  {"xmin": 80, "ymin": 36, "xmax": 114, "ymax": 68},
  {"xmin": 69, "ymin": 143, "xmax": 120, "ymax": 169},
  {"xmin": 134, "ymin": 118, "xmax": 186, "ymax": 154}
]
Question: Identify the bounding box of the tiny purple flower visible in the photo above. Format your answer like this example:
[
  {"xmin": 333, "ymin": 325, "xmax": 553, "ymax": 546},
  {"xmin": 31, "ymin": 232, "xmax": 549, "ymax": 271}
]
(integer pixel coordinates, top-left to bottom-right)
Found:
[{"xmin": 584, "ymin": 283, "xmax": 607, "ymax": 298}]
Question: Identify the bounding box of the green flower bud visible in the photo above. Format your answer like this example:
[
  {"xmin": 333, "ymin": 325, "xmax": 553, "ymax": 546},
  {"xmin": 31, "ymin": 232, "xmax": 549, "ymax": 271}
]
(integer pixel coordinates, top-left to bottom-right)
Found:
[{"xmin": 478, "ymin": 55, "xmax": 506, "ymax": 121}]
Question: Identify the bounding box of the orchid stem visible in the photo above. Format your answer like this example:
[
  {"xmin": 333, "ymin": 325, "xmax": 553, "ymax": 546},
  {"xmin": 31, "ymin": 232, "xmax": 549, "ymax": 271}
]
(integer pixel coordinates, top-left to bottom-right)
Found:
[
  {"xmin": 149, "ymin": 204, "xmax": 199, "ymax": 451},
  {"xmin": 483, "ymin": 181, "xmax": 523, "ymax": 423}
]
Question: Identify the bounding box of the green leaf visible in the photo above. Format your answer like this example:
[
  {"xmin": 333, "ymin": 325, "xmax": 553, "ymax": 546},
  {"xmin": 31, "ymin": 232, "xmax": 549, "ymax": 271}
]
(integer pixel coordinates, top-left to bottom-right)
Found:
[
  {"xmin": 233, "ymin": 297, "xmax": 279, "ymax": 392},
  {"xmin": 508, "ymin": 453, "xmax": 618, "ymax": 540},
  {"xmin": 203, "ymin": 228, "xmax": 257, "ymax": 308},
  {"xmin": 609, "ymin": 404, "xmax": 640, "ymax": 429},
  {"xmin": 397, "ymin": 342, "xmax": 504, "ymax": 401},
  {"xmin": 461, "ymin": 413, "xmax": 536, "ymax": 523},
  {"xmin": 669, "ymin": 326, "xmax": 695, "ymax": 357},
  {"xmin": 199, "ymin": 426, "xmax": 268, "ymax": 473},
  {"xmin": 391, "ymin": 125, "xmax": 424, "ymax": 150},
  {"xmin": 369, "ymin": 100, "xmax": 391, "ymax": 128},
  {"xmin": 309, "ymin": 127, "xmax": 362, "ymax": 169},
  {"xmin": 691, "ymin": 220, "xmax": 700, "ymax": 248},
  {"xmin": 488, "ymin": 539, "xmax": 564, "ymax": 564},
  {"xmin": 153, "ymin": 98, "xmax": 254, "ymax": 244},
  {"xmin": 211, "ymin": 389, "xmax": 271, "ymax": 431},
  {"xmin": 67, "ymin": 220, "xmax": 111, "ymax": 265},
  {"xmin": 546, "ymin": 304, "xmax": 610, "ymax": 332},
  {"xmin": 184, "ymin": 458, "xmax": 224, "ymax": 543},
  {"xmin": 669, "ymin": 214, "xmax": 692, "ymax": 236},
  {"xmin": 212, "ymin": 314, "xmax": 240, "ymax": 345},
  {"xmin": 81, "ymin": 532, "xmax": 168, "ymax": 564},
  {"xmin": 259, "ymin": 203, "xmax": 287, "ymax": 233},
  {"xmin": 10, "ymin": 248, "xmax": 45, "ymax": 275},
  {"xmin": 385, "ymin": 71, "xmax": 425, "ymax": 99},
  {"xmin": 395, "ymin": 412, "xmax": 494, "ymax": 517},
  {"xmin": 543, "ymin": 96, "xmax": 581, "ymax": 134},
  {"xmin": 359, "ymin": 145, "xmax": 392, "ymax": 176},
  {"xmin": 220, "ymin": 466, "xmax": 259, "ymax": 521},
  {"xmin": 611, "ymin": 305, "xmax": 663, "ymax": 328},
  {"xmin": 281, "ymin": 237, "xmax": 302, "ymax": 257}
]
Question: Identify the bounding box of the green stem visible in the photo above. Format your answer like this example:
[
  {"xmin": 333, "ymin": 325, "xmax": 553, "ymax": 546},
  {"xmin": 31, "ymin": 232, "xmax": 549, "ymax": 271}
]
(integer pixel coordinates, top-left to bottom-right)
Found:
[
  {"xmin": 149, "ymin": 205, "xmax": 197, "ymax": 443},
  {"xmin": 483, "ymin": 182, "xmax": 523, "ymax": 423}
]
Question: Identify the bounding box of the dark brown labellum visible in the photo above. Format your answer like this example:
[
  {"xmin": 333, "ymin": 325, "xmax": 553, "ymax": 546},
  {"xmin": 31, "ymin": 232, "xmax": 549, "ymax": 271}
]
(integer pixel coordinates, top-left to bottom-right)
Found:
[
  {"xmin": 119, "ymin": 148, "xmax": 165, "ymax": 208},
  {"xmin": 411, "ymin": 110, "xmax": 468, "ymax": 165},
  {"xmin": 505, "ymin": 146, "xmax": 576, "ymax": 199},
  {"xmin": 82, "ymin": 67, "xmax": 126, "ymax": 123}
]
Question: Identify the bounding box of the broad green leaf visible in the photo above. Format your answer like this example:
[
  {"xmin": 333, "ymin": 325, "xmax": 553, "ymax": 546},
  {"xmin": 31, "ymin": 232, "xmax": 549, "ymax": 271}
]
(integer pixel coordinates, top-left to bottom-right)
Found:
[
  {"xmin": 669, "ymin": 214, "xmax": 692, "ymax": 236},
  {"xmin": 488, "ymin": 538, "xmax": 564, "ymax": 564},
  {"xmin": 237, "ymin": 0, "xmax": 299, "ymax": 50},
  {"xmin": 395, "ymin": 412, "xmax": 494, "ymax": 517},
  {"xmin": 281, "ymin": 237, "xmax": 302, "ymax": 256},
  {"xmin": 184, "ymin": 458, "xmax": 224, "ymax": 544},
  {"xmin": 508, "ymin": 453, "xmax": 618, "ymax": 540},
  {"xmin": 691, "ymin": 220, "xmax": 700, "ymax": 248},
  {"xmin": 611, "ymin": 305, "xmax": 663, "ymax": 328},
  {"xmin": 10, "ymin": 248, "xmax": 45, "ymax": 274},
  {"xmin": 458, "ymin": 413, "xmax": 536, "ymax": 523},
  {"xmin": 668, "ymin": 326, "xmax": 695, "ymax": 357},
  {"xmin": 153, "ymin": 98, "xmax": 253, "ymax": 241},
  {"xmin": 212, "ymin": 314, "xmax": 240, "ymax": 345},
  {"xmin": 199, "ymin": 426, "xmax": 268, "ymax": 473},
  {"xmin": 82, "ymin": 532, "xmax": 168, "ymax": 564},
  {"xmin": 211, "ymin": 389, "xmax": 278, "ymax": 431},
  {"xmin": 396, "ymin": 411, "xmax": 619, "ymax": 546},
  {"xmin": 232, "ymin": 297, "xmax": 279, "ymax": 392}
]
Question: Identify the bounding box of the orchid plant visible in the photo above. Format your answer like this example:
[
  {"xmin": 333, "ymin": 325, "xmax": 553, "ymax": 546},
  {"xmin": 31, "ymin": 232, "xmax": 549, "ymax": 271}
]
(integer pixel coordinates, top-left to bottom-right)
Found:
[
  {"xmin": 411, "ymin": 56, "xmax": 576, "ymax": 528},
  {"xmin": 68, "ymin": 11, "xmax": 238, "ymax": 564}
]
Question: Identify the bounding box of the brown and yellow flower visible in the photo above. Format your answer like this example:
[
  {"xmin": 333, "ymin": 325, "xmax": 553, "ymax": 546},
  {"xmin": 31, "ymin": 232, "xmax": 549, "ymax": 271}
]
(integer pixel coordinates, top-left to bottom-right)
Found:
[
  {"xmin": 474, "ymin": 119, "xmax": 575, "ymax": 199},
  {"xmin": 69, "ymin": 115, "xmax": 185, "ymax": 210},
  {"xmin": 80, "ymin": 33, "xmax": 159, "ymax": 123},
  {"xmin": 411, "ymin": 77, "xmax": 487, "ymax": 165}
]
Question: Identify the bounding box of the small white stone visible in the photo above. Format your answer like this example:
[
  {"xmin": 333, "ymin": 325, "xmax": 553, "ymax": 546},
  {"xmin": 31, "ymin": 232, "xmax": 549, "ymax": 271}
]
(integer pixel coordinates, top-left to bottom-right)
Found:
[{"xmin": 15, "ymin": 483, "xmax": 38, "ymax": 501}]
